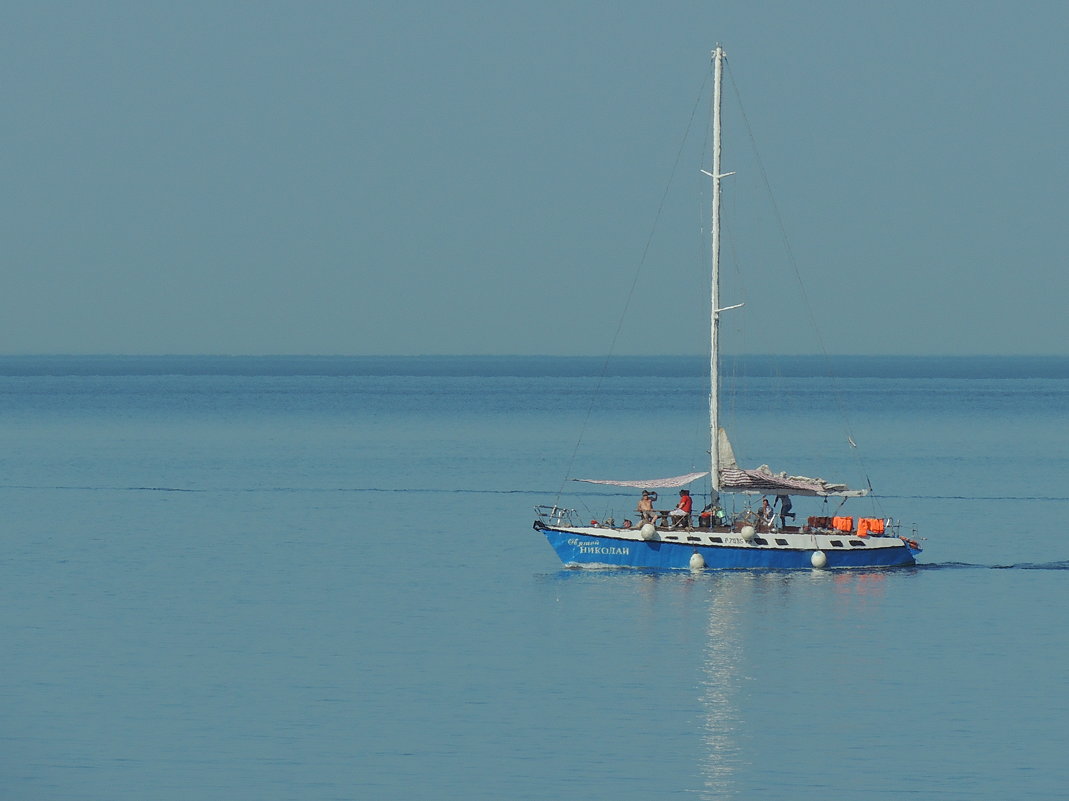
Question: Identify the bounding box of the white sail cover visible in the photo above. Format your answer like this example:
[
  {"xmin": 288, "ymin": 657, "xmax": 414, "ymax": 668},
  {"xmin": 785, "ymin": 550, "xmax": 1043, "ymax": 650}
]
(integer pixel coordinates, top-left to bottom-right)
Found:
[{"xmin": 573, "ymin": 472, "xmax": 709, "ymax": 490}]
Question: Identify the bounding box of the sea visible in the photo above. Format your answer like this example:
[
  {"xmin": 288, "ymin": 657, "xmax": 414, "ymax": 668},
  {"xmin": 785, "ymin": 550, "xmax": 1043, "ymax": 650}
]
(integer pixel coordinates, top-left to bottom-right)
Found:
[{"xmin": 1, "ymin": 354, "xmax": 1067, "ymax": 801}]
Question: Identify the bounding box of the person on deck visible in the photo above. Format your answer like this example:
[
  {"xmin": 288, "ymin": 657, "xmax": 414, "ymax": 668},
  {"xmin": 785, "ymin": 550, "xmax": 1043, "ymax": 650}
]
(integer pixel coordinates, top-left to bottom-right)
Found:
[
  {"xmin": 775, "ymin": 494, "xmax": 795, "ymax": 527},
  {"xmin": 669, "ymin": 489, "xmax": 693, "ymax": 529},
  {"xmin": 758, "ymin": 497, "xmax": 774, "ymax": 529},
  {"xmin": 637, "ymin": 491, "xmax": 656, "ymax": 524}
]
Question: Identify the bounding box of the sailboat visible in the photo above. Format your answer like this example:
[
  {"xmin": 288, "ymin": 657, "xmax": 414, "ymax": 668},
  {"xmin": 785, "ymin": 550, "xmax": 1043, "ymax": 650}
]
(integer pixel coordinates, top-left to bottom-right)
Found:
[{"xmin": 532, "ymin": 46, "xmax": 921, "ymax": 570}]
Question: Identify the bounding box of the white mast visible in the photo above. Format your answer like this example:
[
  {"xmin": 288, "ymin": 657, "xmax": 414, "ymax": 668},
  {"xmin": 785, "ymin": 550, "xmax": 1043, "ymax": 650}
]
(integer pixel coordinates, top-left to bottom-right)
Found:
[{"xmin": 709, "ymin": 45, "xmax": 724, "ymax": 494}]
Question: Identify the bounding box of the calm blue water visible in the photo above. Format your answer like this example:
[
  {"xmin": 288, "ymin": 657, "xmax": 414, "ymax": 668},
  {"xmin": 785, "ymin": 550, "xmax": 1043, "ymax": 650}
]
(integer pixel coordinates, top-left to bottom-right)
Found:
[{"xmin": 2, "ymin": 356, "xmax": 1067, "ymax": 800}]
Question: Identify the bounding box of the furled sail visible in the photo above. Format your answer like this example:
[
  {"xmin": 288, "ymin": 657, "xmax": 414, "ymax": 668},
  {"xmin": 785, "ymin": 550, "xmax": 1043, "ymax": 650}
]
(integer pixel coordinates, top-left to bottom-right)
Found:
[
  {"xmin": 719, "ymin": 465, "xmax": 867, "ymax": 497},
  {"xmin": 717, "ymin": 428, "xmax": 867, "ymax": 497}
]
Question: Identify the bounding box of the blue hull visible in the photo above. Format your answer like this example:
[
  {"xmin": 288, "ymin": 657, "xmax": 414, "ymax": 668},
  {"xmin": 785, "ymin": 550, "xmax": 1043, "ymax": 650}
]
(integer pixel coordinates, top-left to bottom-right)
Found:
[{"xmin": 541, "ymin": 527, "xmax": 917, "ymax": 570}]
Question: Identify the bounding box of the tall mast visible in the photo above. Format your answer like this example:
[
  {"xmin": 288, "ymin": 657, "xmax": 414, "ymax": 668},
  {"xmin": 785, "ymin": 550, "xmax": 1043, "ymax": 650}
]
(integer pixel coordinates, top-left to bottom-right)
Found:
[{"xmin": 709, "ymin": 45, "xmax": 724, "ymax": 494}]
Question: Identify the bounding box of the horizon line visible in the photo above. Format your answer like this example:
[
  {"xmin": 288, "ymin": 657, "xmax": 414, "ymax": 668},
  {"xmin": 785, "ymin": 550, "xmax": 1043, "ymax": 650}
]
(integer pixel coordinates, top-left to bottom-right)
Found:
[{"xmin": 2, "ymin": 353, "xmax": 1068, "ymax": 360}]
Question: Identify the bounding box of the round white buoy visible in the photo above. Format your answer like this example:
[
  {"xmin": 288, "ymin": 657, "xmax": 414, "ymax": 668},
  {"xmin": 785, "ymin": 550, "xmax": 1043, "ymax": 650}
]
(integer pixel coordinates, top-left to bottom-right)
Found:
[
  {"xmin": 689, "ymin": 552, "xmax": 706, "ymax": 570},
  {"xmin": 811, "ymin": 550, "xmax": 827, "ymax": 568},
  {"xmin": 740, "ymin": 525, "xmax": 755, "ymax": 542},
  {"xmin": 640, "ymin": 523, "xmax": 657, "ymax": 541}
]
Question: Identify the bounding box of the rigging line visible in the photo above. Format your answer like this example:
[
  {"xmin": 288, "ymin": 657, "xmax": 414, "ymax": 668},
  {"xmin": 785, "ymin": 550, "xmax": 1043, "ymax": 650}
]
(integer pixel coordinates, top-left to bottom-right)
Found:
[
  {"xmin": 555, "ymin": 69, "xmax": 711, "ymax": 502},
  {"xmin": 7, "ymin": 484, "xmax": 1064, "ymax": 501},
  {"xmin": 724, "ymin": 62, "xmax": 869, "ymax": 486},
  {"xmin": 719, "ymin": 163, "xmax": 751, "ymax": 464},
  {"xmin": 689, "ymin": 110, "xmax": 713, "ymax": 482}
]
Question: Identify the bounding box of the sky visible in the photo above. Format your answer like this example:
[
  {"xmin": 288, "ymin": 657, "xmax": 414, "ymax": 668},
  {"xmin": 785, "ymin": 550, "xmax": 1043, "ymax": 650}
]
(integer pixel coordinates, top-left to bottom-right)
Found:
[{"xmin": 2, "ymin": 0, "xmax": 1067, "ymax": 356}]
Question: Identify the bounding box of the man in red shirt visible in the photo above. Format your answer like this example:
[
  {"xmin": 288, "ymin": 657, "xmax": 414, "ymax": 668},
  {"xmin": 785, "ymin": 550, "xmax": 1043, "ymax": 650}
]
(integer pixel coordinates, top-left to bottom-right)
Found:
[{"xmin": 668, "ymin": 489, "xmax": 693, "ymax": 529}]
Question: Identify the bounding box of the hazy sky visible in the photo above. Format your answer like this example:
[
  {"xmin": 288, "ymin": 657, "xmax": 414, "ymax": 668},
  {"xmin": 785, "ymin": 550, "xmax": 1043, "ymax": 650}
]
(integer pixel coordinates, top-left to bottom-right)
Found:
[{"xmin": 3, "ymin": 1, "xmax": 1067, "ymax": 356}]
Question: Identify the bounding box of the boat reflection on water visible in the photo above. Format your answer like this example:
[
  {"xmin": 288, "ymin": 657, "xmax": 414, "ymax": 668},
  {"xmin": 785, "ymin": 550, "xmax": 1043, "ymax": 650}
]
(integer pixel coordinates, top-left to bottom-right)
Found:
[
  {"xmin": 697, "ymin": 575, "xmax": 749, "ymax": 798},
  {"xmin": 693, "ymin": 569, "xmax": 914, "ymax": 798},
  {"xmin": 832, "ymin": 570, "xmax": 890, "ymax": 601}
]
